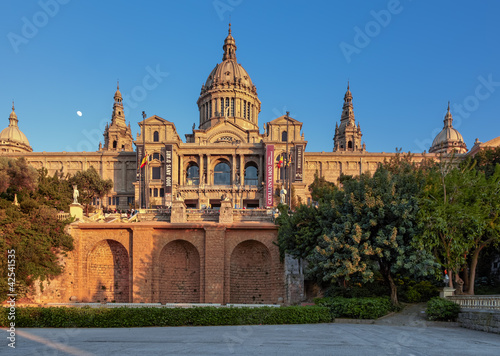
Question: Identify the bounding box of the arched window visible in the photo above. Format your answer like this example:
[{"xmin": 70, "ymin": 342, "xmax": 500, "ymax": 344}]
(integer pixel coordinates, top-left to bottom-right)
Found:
[
  {"xmin": 187, "ymin": 164, "xmax": 199, "ymax": 186},
  {"xmin": 214, "ymin": 162, "xmax": 231, "ymax": 185},
  {"xmin": 281, "ymin": 131, "xmax": 288, "ymax": 142},
  {"xmin": 348, "ymin": 141, "xmax": 353, "ymax": 149},
  {"xmin": 153, "ymin": 131, "xmax": 159, "ymax": 142},
  {"xmin": 113, "ymin": 140, "xmax": 117, "ymax": 149},
  {"xmin": 244, "ymin": 164, "xmax": 258, "ymax": 186}
]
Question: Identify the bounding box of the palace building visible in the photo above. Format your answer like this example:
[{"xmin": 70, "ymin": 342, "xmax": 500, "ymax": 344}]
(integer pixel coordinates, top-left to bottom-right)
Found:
[{"xmin": 1, "ymin": 25, "xmax": 498, "ymax": 305}]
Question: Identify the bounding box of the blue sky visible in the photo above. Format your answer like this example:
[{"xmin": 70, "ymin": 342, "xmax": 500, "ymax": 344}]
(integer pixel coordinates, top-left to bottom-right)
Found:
[{"xmin": 1, "ymin": 0, "xmax": 499, "ymax": 154}]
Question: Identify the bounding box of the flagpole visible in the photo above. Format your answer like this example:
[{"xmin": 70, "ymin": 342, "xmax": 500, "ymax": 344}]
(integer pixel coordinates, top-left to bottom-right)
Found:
[
  {"xmin": 285, "ymin": 111, "xmax": 290, "ymax": 209},
  {"xmin": 142, "ymin": 111, "xmax": 146, "ymax": 209}
]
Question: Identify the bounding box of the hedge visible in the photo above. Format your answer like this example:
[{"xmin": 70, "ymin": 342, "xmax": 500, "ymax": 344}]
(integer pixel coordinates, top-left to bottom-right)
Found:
[
  {"xmin": 314, "ymin": 297, "xmax": 394, "ymax": 319},
  {"xmin": 426, "ymin": 297, "xmax": 461, "ymax": 321},
  {"xmin": 0, "ymin": 306, "xmax": 331, "ymax": 328}
]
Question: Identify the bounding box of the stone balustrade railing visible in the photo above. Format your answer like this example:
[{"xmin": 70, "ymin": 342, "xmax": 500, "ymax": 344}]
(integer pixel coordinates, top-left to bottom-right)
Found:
[
  {"xmin": 56, "ymin": 212, "xmax": 70, "ymax": 220},
  {"xmin": 448, "ymin": 295, "xmax": 500, "ymax": 310}
]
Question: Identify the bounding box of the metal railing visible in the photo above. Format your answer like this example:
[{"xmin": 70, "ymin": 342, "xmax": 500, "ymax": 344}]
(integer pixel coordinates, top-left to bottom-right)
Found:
[{"xmin": 447, "ymin": 295, "xmax": 500, "ymax": 310}]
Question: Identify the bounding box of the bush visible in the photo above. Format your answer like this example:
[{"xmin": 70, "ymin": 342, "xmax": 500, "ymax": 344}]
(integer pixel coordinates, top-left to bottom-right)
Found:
[
  {"xmin": 0, "ymin": 306, "xmax": 332, "ymax": 328},
  {"xmin": 426, "ymin": 297, "xmax": 460, "ymax": 321},
  {"xmin": 314, "ymin": 297, "xmax": 393, "ymax": 319},
  {"xmin": 398, "ymin": 279, "xmax": 440, "ymax": 303}
]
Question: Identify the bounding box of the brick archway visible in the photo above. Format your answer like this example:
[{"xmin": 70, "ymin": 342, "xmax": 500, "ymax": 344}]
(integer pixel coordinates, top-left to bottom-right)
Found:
[
  {"xmin": 230, "ymin": 240, "xmax": 272, "ymax": 304},
  {"xmin": 88, "ymin": 239, "xmax": 129, "ymax": 303},
  {"xmin": 159, "ymin": 240, "xmax": 201, "ymax": 303}
]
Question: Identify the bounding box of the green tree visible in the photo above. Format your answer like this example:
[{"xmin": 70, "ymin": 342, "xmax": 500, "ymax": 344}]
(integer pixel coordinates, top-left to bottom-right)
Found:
[
  {"xmin": 70, "ymin": 166, "xmax": 113, "ymax": 214},
  {"xmin": 278, "ymin": 155, "xmax": 438, "ymax": 305},
  {"xmin": 0, "ymin": 158, "xmax": 73, "ymax": 301},
  {"xmin": 417, "ymin": 160, "xmax": 500, "ymax": 294}
]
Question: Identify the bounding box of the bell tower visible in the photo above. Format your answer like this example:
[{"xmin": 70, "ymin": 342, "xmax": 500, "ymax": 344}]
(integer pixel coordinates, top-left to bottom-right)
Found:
[
  {"xmin": 102, "ymin": 82, "xmax": 134, "ymax": 151},
  {"xmin": 333, "ymin": 83, "xmax": 365, "ymax": 152}
]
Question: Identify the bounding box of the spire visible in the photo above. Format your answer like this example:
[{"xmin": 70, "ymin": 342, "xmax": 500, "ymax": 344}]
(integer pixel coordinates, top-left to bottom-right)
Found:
[
  {"xmin": 9, "ymin": 101, "xmax": 18, "ymax": 124},
  {"xmin": 222, "ymin": 23, "xmax": 237, "ymax": 61},
  {"xmin": 114, "ymin": 81, "xmax": 122, "ymax": 101},
  {"xmin": 444, "ymin": 101, "xmax": 453, "ymax": 128}
]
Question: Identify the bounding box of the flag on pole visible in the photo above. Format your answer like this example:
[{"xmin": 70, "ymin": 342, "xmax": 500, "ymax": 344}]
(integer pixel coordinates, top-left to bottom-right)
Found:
[
  {"xmin": 277, "ymin": 156, "xmax": 283, "ymax": 168},
  {"xmin": 140, "ymin": 154, "xmax": 148, "ymax": 168}
]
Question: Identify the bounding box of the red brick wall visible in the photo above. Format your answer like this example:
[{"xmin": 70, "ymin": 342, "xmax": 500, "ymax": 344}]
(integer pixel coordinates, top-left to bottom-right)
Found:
[
  {"xmin": 39, "ymin": 223, "xmax": 286, "ymax": 305},
  {"xmin": 230, "ymin": 240, "xmax": 271, "ymax": 304},
  {"xmin": 159, "ymin": 240, "xmax": 200, "ymax": 303},
  {"xmin": 88, "ymin": 239, "xmax": 129, "ymax": 302}
]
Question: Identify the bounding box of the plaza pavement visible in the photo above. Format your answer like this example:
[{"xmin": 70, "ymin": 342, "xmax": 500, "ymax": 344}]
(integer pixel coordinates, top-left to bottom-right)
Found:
[{"xmin": 3, "ymin": 320, "xmax": 500, "ymax": 356}]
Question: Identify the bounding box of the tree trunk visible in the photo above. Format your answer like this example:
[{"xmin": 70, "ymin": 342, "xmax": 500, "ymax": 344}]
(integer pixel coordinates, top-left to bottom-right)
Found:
[
  {"xmin": 467, "ymin": 246, "xmax": 484, "ymax": 295},
  {"xmin": 462, "ymin": 263, "xmax": 470, "ymax": 292},
  {"xmin": 379, "ymin": 261, "xmax": 398, "ymax": 305}
]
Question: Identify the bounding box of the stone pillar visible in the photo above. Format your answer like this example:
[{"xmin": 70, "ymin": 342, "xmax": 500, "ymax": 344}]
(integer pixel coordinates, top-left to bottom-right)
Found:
[
  {"xmin": 219, "ymin": 199, "xmax": 233, "ymax": 224},
  {"xmin": 199, "ymin": 153, "xmax": 204, "ymax": 185},
  {"xmin": 132, "ymin": 227, "xmax": 154, "ymax": 302},
  {"xmin": 239, "ymin": 155, "xmax": 244, "ymax": 186},
  {"xmin": 207, "ymin": 155, "xmax": 211, "ymax": 185},
  {"xmin": 70, "ymin": 204, "xmax": 83, "ymax": 221},
  {"xmin": 170, "ymin": 200, "xmax": 187, "ymax": 223},
  {"xmin": 204, "ymin": 226, "xmax": 226, "ymax": 304},
  {"xmin": 232, "ymin": 154, "xmax": 236, "ymax": 185},
  {"xmin": 179, "ymin": 155, "xmax": 184, "ymax": 186}
]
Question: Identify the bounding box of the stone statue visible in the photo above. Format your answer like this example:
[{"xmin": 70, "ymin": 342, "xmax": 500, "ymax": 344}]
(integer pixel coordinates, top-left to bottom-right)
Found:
[
  {"xmin": 192, "ymin": 123, "xmax": 196, "ymax": 130},
  {"xmin": 176, "ymin": 191, "xmax": 184, "ymax": 201},
  {"xmin": 73, "ymin": 185, "xmax": 79, "ymax": 204},
  {"xmin": 280, "ymin": 187, "xmax": 287, "ymax": 205},
  {"xmin": 221, "ymin": 193, "xmax": 230, "ymax": 201}
]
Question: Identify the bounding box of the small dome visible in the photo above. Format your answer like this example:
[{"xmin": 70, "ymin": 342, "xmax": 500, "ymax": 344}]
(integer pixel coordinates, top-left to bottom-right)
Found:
[
  {"xmin": 429, "ymin": 103, "xmax": 467, "ymax": 154},
  {"xmin": 0, "ymin": 104, "xmax": 32, "ymax": 151}
]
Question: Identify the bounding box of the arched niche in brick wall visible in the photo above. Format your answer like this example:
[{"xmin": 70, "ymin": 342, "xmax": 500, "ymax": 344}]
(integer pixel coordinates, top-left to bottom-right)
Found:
[
  {"xmin": 87, "ymin": 239, "xmax": 130, "ymax": 303},
  {"xmin": 158, "ymin": 240, "xmax": 201, "ymax": 303},
  {"xmin": 230, "ymin": 240, "xmax": 272, "ymax": 304}
]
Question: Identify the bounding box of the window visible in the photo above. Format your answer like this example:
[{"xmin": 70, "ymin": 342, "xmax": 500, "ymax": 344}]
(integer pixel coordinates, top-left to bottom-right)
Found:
[
  {"xmin": 244, "ymin": 164, "xmax": 258, "ymax": 186},
  {"xmin": 115, "ymin": 196, "xmax": 119, "ymax": 206},
  {"xmin": 220, "ymin": 98, "xmax": 224, "ymax": 116},
  {"xmin": 152, "ymin": 167, "xmax": 161, "ymax": 180},
  {"xmin": 231, "ymin": 98, "xmax": 235, "ymax": 116},
  {"xmin": 113, "ymin": 141, "xmax": 117, "ymax": 149},
  {"xmin": 187, "ymin": 164, "xmax": 199, "ymax": 186},
  {"xmin": 214, "ymin": 162, "xmax": 230, "ymax": 185},
  {"xmin": 243, "ymin": 101, "xmax": 247, "ymax": 119},
  {"xmin": 160, "ymin": 188, "xmax": 164, "ymax": 197},
  {"xmin": 282, "ymin": 131, "xmax": 288, "ymax": 142},
  {"xmin": 154, "ymin": 188, "xmax": 158, "ymax": 197},
  {"xmin": 153, "ymin": 131, "xmax": 159, "ymax": 142},
  {"xmin": 247, "ymin": 104, "xmax": 250, "ymax": 120},
  {"xmin": 209, "ymin": 101, "xmax": 212, "ymax": 118},
  {"xmin": 348, "ymin": 141, "xmax": 353, "ymax": 149}
]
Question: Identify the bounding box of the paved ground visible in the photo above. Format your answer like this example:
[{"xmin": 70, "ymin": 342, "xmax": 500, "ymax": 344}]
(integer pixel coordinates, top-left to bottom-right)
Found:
[{"xmin": 2, "ymin": 305, "xmax": 499, "ymax": 355}]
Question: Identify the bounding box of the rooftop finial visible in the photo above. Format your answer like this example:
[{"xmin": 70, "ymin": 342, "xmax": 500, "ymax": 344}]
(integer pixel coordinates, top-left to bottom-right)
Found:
[
  {"xmin": 447, "ymin": 101, "xmax": 450, "ymax": 112},
  {"xmin": 347, "ymin": 80, "xmax": 350, "ymax": 91},
  {"xmin": 12, "ymin": 100, "xmax": 14, "ymax": 111},
  {"xmin": 117, "ymin": 79, "xmax": 120, "ymax": 90},
  {"xmin": 228, "ymin": 22, "xmax": 231, "ymax": 35}
]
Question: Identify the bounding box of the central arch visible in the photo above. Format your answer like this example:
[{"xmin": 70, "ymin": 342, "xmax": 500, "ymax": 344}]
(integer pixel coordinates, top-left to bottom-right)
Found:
[
  {"xmin": 159, "ymin": 240, "xmax": 201, "ymax": 303},
  {"xmin": 88, "ymin": 239, "xmax": 129, "ymax": 303},
  {"xmin": 230, "ymin": 240, "xmax": 272, "ymax": 304}
]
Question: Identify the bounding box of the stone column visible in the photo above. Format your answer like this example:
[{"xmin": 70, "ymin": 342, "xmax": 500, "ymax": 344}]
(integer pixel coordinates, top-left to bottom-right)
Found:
[
  {"xmin": 132, "ymin": 227, "xmax": 154, "ymax": 302},
  {"xmin": 232, "ymin": 154, "xmax": 236, "ymax": 185},
  {"xmin": 207, "ymin": 154, "xmax": 211, "ymax": 185},
  {"xmin": 203, "ymin": 226, "xmax": 226, "ymax": 304},
  {"xmin": 239, "ymin": 155, "xmax": 244, "ymax": 186},
  {"xmin": 179, "ymin": 155, "xmax": 184, "ymax": 186},
  {"xmin": 199, "ymin": 153, "xmax": 204, "ymax": 185}
]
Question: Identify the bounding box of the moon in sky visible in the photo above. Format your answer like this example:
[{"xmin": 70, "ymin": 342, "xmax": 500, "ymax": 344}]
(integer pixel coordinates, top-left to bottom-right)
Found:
[{"xmin": 77, "ymin": 111, "xmax": 82, "ymax": 117}]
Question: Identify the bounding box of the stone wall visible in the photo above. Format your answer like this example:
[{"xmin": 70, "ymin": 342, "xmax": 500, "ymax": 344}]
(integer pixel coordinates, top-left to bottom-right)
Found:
[
  {"xmin": 458, "ymin": 310, "xmax": 500, "ymax": 334},
  {"xmin": 32, "ymin": 221, "xmax": 286, "ymax": 305}
]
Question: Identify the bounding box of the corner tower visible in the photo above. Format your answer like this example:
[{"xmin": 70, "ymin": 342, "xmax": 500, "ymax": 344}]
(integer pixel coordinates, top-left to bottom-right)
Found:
[
  {"xmin": 197, "ymin": 24, "xmax": 261, "ymax": 131},
  {"xmin": 333, "ymin": 83, "xmax": 364, "ymax": 152},
  {"xmin": 102, "ymin": 82, "xmax": 134, "ymax": 151}
]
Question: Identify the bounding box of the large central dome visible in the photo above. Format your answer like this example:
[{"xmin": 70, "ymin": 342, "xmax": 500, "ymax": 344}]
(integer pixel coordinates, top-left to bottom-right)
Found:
[{"xmin": 197, "ymin": 24, "xmax": 261, "ymax": 131}]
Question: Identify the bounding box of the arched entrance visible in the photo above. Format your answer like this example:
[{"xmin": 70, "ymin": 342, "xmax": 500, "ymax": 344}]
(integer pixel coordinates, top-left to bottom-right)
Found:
[
  {"xmin": 230, "ymin": 240, "xmax": 272, "ymax": 304},
  {"xmin": 159, "ymin": 240, "xmax": 201, "ymax": 303},
  {"xmin": 88, "ymin": 239, "xmax": 129, "ymax": 302}
]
